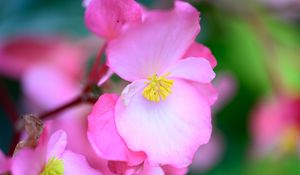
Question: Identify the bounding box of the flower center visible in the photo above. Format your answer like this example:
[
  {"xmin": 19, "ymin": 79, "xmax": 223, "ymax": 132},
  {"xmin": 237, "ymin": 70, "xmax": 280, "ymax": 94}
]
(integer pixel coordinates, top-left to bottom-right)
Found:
[
  {"xmin": 41, "ymin": 157, "xmax": 64, "ymax": 175},
  {"xmin": 142, "ymin": 73, "xmax": 174, "ymax": 102}
]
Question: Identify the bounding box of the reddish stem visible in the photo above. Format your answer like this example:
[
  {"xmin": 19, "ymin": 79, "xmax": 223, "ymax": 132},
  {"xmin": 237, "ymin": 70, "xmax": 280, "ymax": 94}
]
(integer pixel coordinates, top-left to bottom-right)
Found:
[
  {"xmin": 88, "ymin": 43, "xmax": 108, "ymax": 84},
  {"xmin": 39, "ymin": 95, "xmax": 82, "ymax": 120},
  {"xmin": 38, "ymin": 85, "xmax": 100, "ymax": 120}
]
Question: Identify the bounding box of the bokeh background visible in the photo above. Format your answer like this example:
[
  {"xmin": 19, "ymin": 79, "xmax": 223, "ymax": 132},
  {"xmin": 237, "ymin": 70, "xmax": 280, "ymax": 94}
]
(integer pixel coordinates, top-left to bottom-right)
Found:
[{"xmin": 1, "ymin": 0, "xmax": 300, "ymax": 174}]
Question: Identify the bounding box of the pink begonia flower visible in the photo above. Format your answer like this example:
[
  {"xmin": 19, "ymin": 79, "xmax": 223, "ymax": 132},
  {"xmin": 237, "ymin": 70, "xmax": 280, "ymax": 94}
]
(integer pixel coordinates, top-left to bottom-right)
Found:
[
  {"xmin": 88, "ymin": 94, "xmax": 189, "ymax": 174},
  {"xmin": 0, "ymin": 151, "xmax": 11, "ymax": 174},
  {"xmin": 85, "ymin": 0, "xmax": 142, "ymax": 40},
  {"xmin": 11, "ymin": 127, "xmax": 100, "ymax": 175},
  {"xmin": 106, "ymin": 1, "xmax": 215, "ymax": 167},
  {"xmin": 251, "ymin": 96, "xmax": 300, "ymax": 157}
]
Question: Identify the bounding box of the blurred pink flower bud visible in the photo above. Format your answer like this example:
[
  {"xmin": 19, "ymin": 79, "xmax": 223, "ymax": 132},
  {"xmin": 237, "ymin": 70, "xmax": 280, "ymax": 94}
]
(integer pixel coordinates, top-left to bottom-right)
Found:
[
  {"xmin": 190, "ymin": 132, "xmax": 224, "ymax": 172},
  {"xmin": 84, "ymin": 0, "xmax": 143, "ymax": 40},
  {"xmin": 251, "ymin": 96, "xmax": 300, "ymax": 156}
]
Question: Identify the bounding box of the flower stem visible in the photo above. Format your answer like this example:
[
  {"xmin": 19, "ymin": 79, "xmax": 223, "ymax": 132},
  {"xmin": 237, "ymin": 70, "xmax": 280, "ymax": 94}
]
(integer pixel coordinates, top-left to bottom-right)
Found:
[
  {"xmin": 39, "ymin": 95, "xmax": 82, "ymax": 120},
  {"xmin": 88, "ymin": 43, "xmax": 108, "ymax": 84}
]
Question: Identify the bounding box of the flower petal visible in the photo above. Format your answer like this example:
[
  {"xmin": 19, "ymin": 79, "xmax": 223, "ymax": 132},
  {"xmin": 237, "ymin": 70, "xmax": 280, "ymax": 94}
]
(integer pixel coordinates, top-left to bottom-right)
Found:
[
  {"xmin": 22, "ymin": 64, "xmax": 81, "ymax": 111},
  {"xmin": 162, "ymin": 165, "xmax": 188, "ymax": 175},
  {"xmin": 47, "ymin": 130, "xmax": 67, "ymax": 160},
  {"xmin": 85, "ymin": 0, "xmax": 142, "ymax": 40},
  {"xmin": 46, "ymin": 104, "xmax": 113, "ymax": 174},
  {"xmin": 11, "ymin": 148, "xmax": 46, "ymax": 175},
  {"xmin": 0, "ymin": 37, "xmax": 57, "ymax": 79},
  {"xmin": 107, "ymin": 161, "xmax": 143, "ymax": 175},
  {"xmin": 190, "ymin": 82, "xmax": 218, "ymax": 106},
  {"xmin": 107, "ymin": 1, "xmax": 200, "ymax": 81},
  {"xmin": 62, "ymin": 150, "xmax": 100, "ymax": 175},
  {"xmin": 88, "ymin": 94, "xmax": 145, "ymax": 164},
  {"xmin": 141, "ymin": 166, "xmax": 164, "ymax": 175},
  {"xmin": 115, "ymin": 79, "xmax": 212, "ymax": 167},
  {"xmin": 0, "ymin": 151, "xmax": 10, "ymax": 174},
  {"xmin": 183, "ymin": 42, "xmax": 217, "ymax": 68},
  {"xmin": 169, "ymin": 57, "xmax": 215, "ymax": 83},
  {"xmin": 97, "ymin": 69, "xmax": 114, "ymax": 86},
  {"xmin": 190, "ymin": 132, "xmax": 223, "ymax": 172}
]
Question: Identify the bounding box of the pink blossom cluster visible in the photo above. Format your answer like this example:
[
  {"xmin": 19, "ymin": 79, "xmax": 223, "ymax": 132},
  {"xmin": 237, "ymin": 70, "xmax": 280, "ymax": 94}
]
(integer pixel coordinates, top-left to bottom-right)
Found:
[
  {"xmin": 251, "ymin": 95, "xmax": 300, "ymax": 157},
  {"xmin": 0, "ymin": 0, "xmax": 217, "ymax": 174}
]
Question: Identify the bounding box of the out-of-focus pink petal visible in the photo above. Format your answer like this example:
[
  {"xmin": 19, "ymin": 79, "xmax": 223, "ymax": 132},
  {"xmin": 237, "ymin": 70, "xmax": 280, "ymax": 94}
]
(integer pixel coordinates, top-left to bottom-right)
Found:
[
  {"xmin": 251, "ymin": 98, "xmax": 287, "ymax": 154},
  {"xmin": 22, "ymin": 64, "xmax": 81, "ymax": 111},
  {"xmin": 11, "ymin": 148, "xmax": 46, "ymax": 175},
  {"xmin": 212, "ymin": 73, "xmax": 236, "ymax": 111},
  {"xmin": 0, "ymin": 151, "xmax": 10, "ymax": 174},
  {"xmin": 251, "ymin": 97, "xmax": 300, "ymax": 156},
  {"xmin": 85, "ymin": 0, "xmax": 142, "ymax": 40},
  {"xmin": 88, "ymin": 94, "xmax": 145, "ymax": 164},
  {"xmin": 115, "ymin": 79, "xmax": 211, "ymax": 167},
  {"xmin": 62, "ymin": 150, "xmax": 100, "ymax": 175},
  {"xmin": 0, "ymin": 37, "xmax": 57, "ymax": 79},
  {"xmin": 49, "ymin": 42, "xmax": 87, "ymax": 80},
  {"xmin": 107, "ymin": 1, "xmax": 200, "ymax": 81},
  {"xmin": 183, "ymin": 42, "xmax": 217, "ymax": 68},
  {"xmin": 190, "ymin": 132, "xmax": 224, "ymax": 172},
  {"xmin": 191, "ymin": 82, "xmax": 218, "ymax": 106},
  {"xmin": 169, "ymin": 57, "xmax": 215, "ymax": 83},
  {"xmin": 46, "ymin": 130, "xmax": 67, "ymax": 160},
  {"xmin": 162, "ymin": 165, "xmax": 188, "ymax": 175},
  {"xmin": 0, "ymin": 37, "xmax": 86, "ymax": 80},
  {"xmin": 83, "ymin": 0, "xmax": 92, "ymax": 7}
]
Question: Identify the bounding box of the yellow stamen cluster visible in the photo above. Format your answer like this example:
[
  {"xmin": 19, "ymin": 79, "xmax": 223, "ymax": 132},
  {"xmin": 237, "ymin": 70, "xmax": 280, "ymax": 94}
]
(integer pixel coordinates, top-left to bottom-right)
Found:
[
  {"xmin": 41, "ymin": 157, "xmax": 64, "ymax": 175},
  {"xmin": 142, "ymin": 73, "xmax": 174, "ymax": 102}
]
